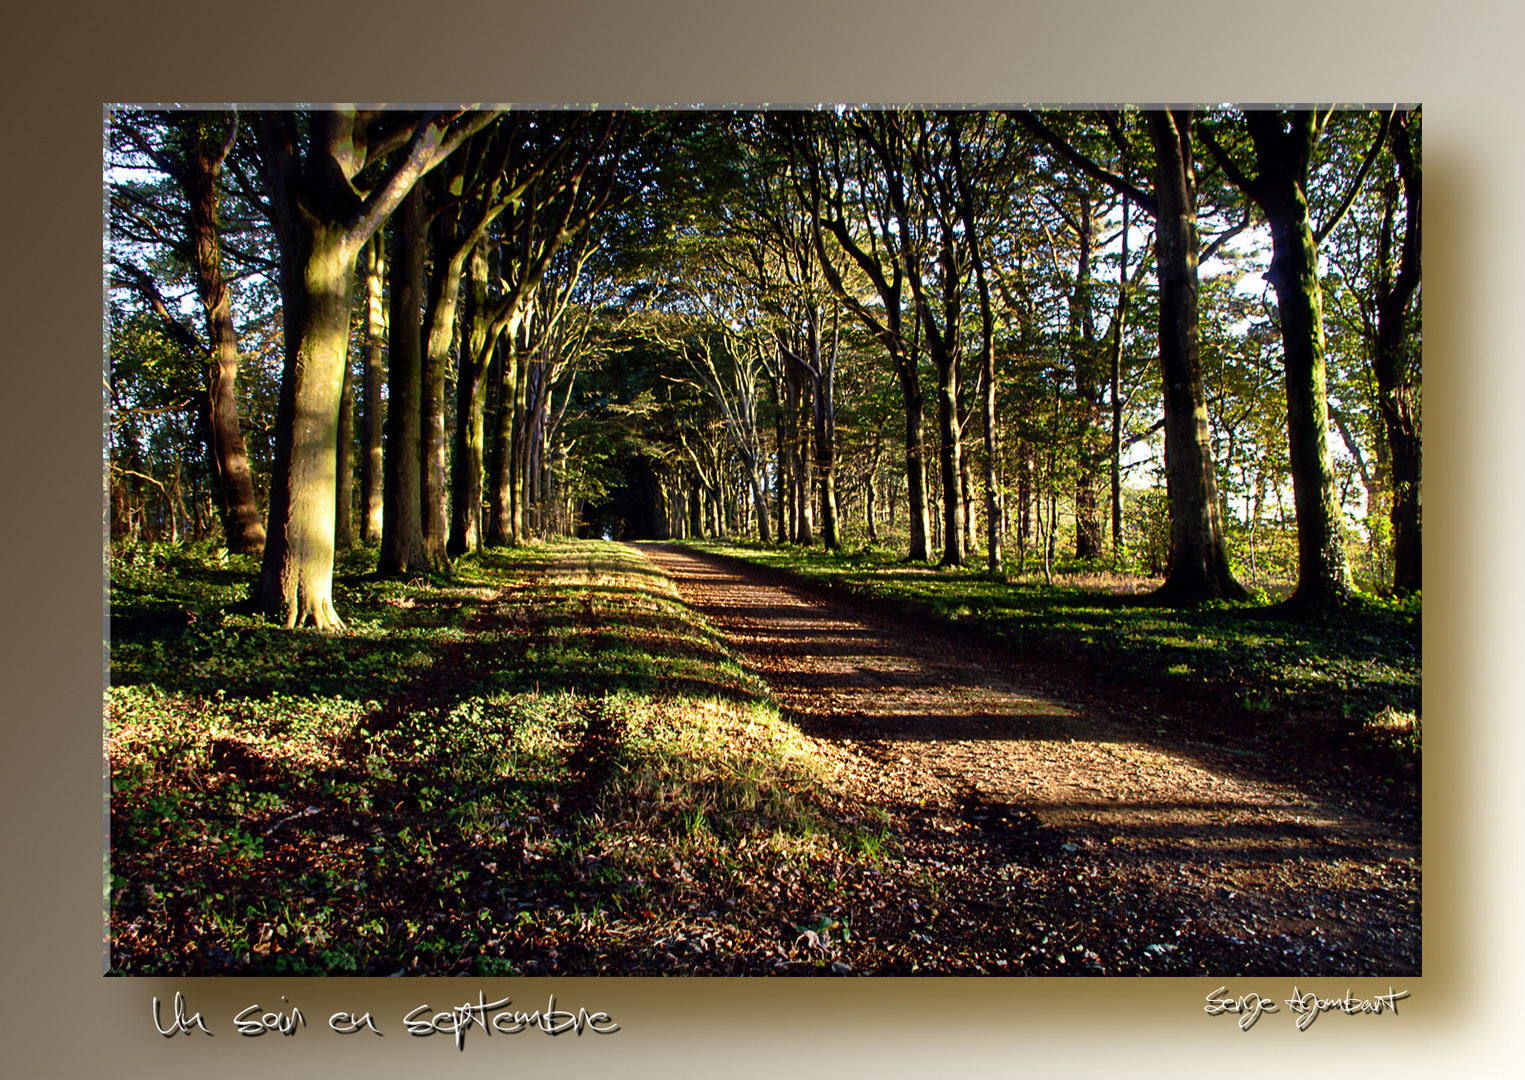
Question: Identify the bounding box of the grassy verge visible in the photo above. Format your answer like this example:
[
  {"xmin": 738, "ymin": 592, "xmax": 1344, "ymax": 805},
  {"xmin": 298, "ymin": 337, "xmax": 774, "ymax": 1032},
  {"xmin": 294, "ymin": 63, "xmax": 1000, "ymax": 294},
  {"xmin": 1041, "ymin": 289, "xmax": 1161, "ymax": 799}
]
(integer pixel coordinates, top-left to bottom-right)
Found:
[
  {"xmin": 682, "ymin": 540, "xmax": 1421, "ymax": 773},
  {"xmin": 108, "ymin": 539, "xmax": 899, "ymax": 976}
]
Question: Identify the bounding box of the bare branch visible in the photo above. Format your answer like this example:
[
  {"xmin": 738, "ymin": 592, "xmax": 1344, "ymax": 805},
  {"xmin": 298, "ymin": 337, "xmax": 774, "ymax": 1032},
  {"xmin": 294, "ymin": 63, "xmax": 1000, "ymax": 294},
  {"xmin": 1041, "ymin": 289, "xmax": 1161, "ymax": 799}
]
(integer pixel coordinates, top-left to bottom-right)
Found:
[{"xmin": 1201, "ymin": 204, "xmax": 1254, "ymax": 264}]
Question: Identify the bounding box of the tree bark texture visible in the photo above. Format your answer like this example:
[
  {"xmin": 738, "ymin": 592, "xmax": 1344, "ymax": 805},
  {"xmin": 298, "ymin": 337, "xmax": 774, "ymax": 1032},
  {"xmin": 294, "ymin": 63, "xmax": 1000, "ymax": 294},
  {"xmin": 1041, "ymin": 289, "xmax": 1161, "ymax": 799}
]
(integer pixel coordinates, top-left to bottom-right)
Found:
[
  {"xmin": 449, "ymin": 242, "xmax": 493, "ymax": 557},
  {"xmin": 487, "ymin": 343, "xmax": 520, "ymax": 546},
  {"xmin": 901, "ymin": 382, "xmax": 932, "ymax": 564},
  {"xmin": 1376, "ymin": 112, "xmax": 1422, "ymax": 594},
  {"xmin": 180, "ymin": 119, "xmax": 266, "ymax": 554},
  {"xmin": 252, "ymin": 108, "xmax": 494, "ymax": 627},
  {"xmin": 1243, "ymin": 111, "xmax": 1351, "ymax": 608},
  {"xmin": 360, "ymin": 234, "xmax": 387, "ymax": 543},
  {"xmin": 1146, "ymin": 110, "xmax": 1248, "ymax": 603},
  {"xmin": 252, "ymin": 225, "xmax": 355, "ymax": 627},
  {"xmin": 379, "ymin": 185, "xmax": 431, "ymax": 575},
  {"xmin": 420, "ymin": 200, "xmax": 461, "ymax": 566},
  {"xmin": 335, "ymin": 344, "xmax": 355, "ymax": 547}
]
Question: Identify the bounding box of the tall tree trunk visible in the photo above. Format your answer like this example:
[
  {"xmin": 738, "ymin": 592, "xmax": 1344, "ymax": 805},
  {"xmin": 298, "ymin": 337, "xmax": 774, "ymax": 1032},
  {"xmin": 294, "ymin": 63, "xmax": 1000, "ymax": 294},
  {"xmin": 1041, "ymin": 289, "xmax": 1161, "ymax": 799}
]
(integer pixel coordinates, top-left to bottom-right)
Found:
[
  {"xmin": 486, "ymin": 341, "xmax": 518, "ymax": 546},
  {"xmin": 1265, "ymin": 204, "xmax": 1349, "ymax": 606},
  {"xmin": 1110, "ymin": 197, "xmax": 1129, "ymax": 566},
  {"xmin": 1246, "ymin": 111, "xmax": 1351, "ymax": 608},
  {"xmin": 1017, "ymin": 108, "xmax": 1243, "ymax": 600},
  {"xmin": 360, "ymin": 234, "xmax": 386, "ymax": 543},
  {"xmin": 794, "ymin": 392, "xmax": 815, "ymax": 547},
  {"xmin": 772, "ymin": 382, "xmax": 789, "ymax": 545},
  {"xmin": 1146, "ymin": 110, "xmax": 1248, "ymax": 603},
  {"xmin": 183, "ymin": 123, "xmax": 266, "ymax": 554},
  {"xmin": 750, "ymin": 459, "xmax": 772, "ymax": 544},
  {"xmin": 252, "ymin": 224, "xmax": 355, "ymax": 628},
  {"xmin": 449, "ymin": 242, "xmax": 492, "ymax": 558},
  {"xmin": 508, "ymin": 344, "xmax": 533, "ymax": 544},
  {"xmin": 913, "ymin": 235, "xmax": 965, "ymax": 568},
  {"xmin": 899, "ymin": 366, "xmax": 932, "ymax": 563},
  {"xmin": 1017, "ymin": 439, "xmax": 1034, "ymax": 573},
  {"xmin": 933, "ymin": 352, "xmax": 965, "ymax": 567},
  {"xmin": 335, "ymin": 347, "xmax": 355, "ymax": 548},
  {"xmin": 812, "ymin": 340, "xmax": 840, "ymax": 550},
  {"xmin": 252, "ymin": 108, "xmax": 494, "ymax": 627},
  {"xmin": 982, "ymin": 376, "xmax": 1001, "ymax": 573},
  {"xmin": 866, "ymin": 424, "xmax": 884, "ymax": 544},
  {"xmin": 379, "ymin": 186, "xmax": 431, "ymax": 575},
  {"xmin": 420, "ymin": 205, "xmax": 461, "ymax": 567},
  {"xmin": 782, "ymin": 358, "xmax": 814, "ymax": 545},
  {"xmin": 960, "ymin": 449, "xmax": 975, "ymax": 557},
  {"xmin": 780, "ymin": 315, "xmax": 841, "ymax": 549},
  {"xmin": 1376, "ymin": 113, "xmax": 1422, "ymax": 594},
  {"xmin": 951, "ymin": 127, "xmax": 1003, "ymax": 576},
  {"xmin": 1070, "ymin": 190, "xmax": 1105, "ymax": 561}
]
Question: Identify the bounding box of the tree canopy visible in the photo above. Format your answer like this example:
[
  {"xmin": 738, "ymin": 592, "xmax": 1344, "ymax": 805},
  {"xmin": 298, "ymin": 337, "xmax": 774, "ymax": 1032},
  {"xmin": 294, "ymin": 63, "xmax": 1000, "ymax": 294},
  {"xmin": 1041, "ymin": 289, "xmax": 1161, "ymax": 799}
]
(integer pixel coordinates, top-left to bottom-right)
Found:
[{"xmin": 107, "ymin": 105, "xmax": 1422, "ymax": 621}]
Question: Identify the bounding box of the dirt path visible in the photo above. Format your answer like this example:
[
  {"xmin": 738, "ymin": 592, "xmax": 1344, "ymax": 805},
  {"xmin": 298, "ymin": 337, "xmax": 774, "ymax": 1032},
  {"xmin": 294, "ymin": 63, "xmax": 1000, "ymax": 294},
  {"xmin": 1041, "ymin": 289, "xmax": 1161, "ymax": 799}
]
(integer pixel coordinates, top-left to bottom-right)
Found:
[{"xmin": 637, "ymin": 543, "xmax": 1420, "ymax": 975}]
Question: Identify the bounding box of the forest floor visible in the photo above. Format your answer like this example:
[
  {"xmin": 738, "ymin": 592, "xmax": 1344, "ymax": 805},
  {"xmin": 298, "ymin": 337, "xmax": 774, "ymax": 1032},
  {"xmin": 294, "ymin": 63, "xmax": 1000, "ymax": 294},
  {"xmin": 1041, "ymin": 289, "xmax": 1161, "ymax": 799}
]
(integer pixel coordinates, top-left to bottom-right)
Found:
[
  {"xmin": 107, "ymin": 538, "xmax": 1418, "ymax": 976},
  {"xmin": 636, "ymin": 542, "xmax": 1420, "ymax": 976}
]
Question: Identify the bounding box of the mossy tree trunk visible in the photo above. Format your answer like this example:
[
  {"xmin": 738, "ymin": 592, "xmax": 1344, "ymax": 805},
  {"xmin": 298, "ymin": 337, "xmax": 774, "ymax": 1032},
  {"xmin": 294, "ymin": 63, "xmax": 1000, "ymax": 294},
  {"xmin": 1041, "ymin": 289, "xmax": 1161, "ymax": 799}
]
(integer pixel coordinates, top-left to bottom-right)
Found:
[
  {"xmin": 254, "ymin": 225, "xmax": 357, "ymax": 628},
  {"xmin": 1249, "ymin": 111, "xmax": 1349, "ymax": 608},
  {"xmin": 420, "ymin": 188, "xmax": 459, "ymax": 567},
  {"xmin": 254, "ymin": 109, "xmax": 494, "ymax": 627},
  {"xmin": 449, "ymin": 242, "xmax": 493, "ymax": 557},
  {"xmin": 486, "ymin": 343, "xmax": 517, "ymax": 547},
  {"xmin": 1199, "ymin": 109, "xmax": 1395, "ymax": 608}
]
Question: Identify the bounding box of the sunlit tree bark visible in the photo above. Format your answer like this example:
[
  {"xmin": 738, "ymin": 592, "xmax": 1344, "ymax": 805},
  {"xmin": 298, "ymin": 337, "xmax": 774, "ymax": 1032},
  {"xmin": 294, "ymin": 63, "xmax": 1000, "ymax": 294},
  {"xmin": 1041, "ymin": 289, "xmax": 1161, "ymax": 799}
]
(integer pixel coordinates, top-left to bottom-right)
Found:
[
  {"xmin": 359, "ymin": 234, "xmax": 387, "ymax": 543},
  {"xmin": 254, "ymin": 108, "xmax": 493, "ymax": 627}
]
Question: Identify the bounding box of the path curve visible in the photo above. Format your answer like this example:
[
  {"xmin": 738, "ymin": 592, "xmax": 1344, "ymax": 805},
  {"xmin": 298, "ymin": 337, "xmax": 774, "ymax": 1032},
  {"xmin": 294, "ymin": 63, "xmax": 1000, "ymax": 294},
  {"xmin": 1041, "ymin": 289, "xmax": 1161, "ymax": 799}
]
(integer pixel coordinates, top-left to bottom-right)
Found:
[{"xmin": 637, "ymin": 542, "xmax": 1420, "ymax": 975}]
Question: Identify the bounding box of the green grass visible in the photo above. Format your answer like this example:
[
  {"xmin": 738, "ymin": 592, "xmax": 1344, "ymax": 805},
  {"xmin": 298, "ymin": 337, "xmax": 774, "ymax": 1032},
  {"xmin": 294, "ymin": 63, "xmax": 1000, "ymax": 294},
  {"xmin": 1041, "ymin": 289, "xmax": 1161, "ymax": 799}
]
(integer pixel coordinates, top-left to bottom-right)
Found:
[
  {"xmin": 108, "ymin": 538, "xmax": 897, "ymax": 976},
  {"xmin": 683, "ymin": 538, "xmax": 1421, "ymax": 763}
]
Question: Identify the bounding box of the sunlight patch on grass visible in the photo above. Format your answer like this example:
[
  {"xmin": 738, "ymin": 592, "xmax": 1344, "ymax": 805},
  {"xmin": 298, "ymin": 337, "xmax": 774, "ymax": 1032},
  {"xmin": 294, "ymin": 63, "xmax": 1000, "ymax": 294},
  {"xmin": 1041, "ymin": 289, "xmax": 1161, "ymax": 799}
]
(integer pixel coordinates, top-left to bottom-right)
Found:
[{"xmin": 107, "ymin": 538, "xmax": 900, "ymax": 975}]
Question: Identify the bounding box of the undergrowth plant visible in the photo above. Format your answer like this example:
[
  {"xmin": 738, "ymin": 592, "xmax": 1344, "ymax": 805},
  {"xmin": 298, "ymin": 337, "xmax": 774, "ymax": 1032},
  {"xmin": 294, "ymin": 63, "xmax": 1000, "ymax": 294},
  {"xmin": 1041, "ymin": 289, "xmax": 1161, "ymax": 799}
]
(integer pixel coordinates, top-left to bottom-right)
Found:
[{"xmin": 108, "ymin": 539, "xmax": 896, "ymax": 976}]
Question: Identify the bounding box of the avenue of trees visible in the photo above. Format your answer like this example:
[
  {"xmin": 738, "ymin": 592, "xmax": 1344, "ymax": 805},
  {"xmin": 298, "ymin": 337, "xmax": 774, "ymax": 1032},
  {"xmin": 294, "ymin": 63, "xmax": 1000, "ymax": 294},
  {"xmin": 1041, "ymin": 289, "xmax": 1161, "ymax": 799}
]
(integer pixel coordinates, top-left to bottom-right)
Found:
[{"xmin": 108, "ymin": 105, "xmax": 1422, "ymax": 625}]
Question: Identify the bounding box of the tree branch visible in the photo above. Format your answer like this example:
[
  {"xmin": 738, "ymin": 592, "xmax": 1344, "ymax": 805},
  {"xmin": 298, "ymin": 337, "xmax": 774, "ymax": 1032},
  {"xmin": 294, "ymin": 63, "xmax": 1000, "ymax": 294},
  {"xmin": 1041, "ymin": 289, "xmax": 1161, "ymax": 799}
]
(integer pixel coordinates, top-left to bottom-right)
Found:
[
  {"xmin": 1013, "ymin": 110, "xmax": 1157, "ymax": 216},
  {"xmin": 1313, "ymin": 107, "xmax": 1395, "ymax": 245},
  {"xmin": 113, "ymin": 263, "xmax": 207, "ymax": 359},
  {"xmin": 1201, "ymin": 204, "xmax": 1254, "ymax": 264},
  {"xmin": 1195, "ymin": 116, "xmax": 1259, "ymax": 200}
]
